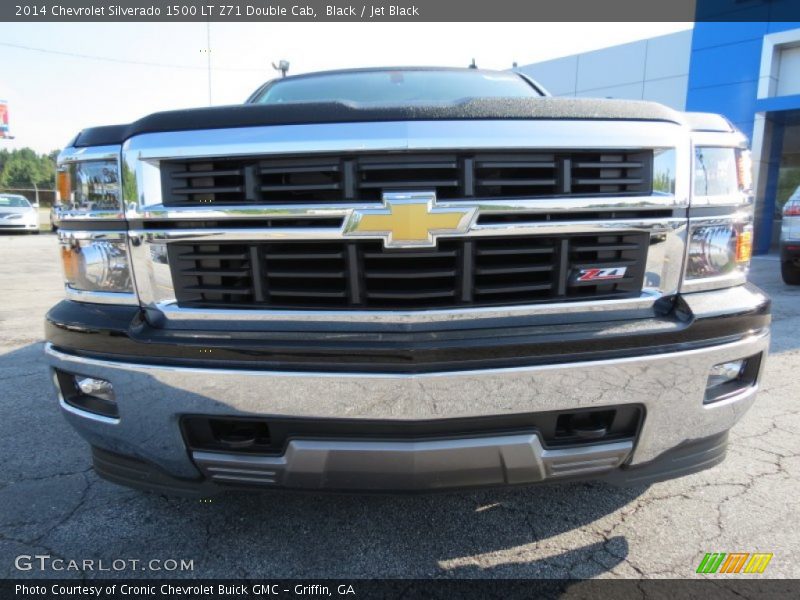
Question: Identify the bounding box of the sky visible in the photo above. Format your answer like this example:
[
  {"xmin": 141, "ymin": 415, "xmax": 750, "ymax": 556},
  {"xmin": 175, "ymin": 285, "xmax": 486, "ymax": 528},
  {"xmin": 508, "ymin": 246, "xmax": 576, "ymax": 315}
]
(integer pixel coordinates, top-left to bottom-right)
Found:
[{"xmin": 0, "ymin": 22, "xmax": 692, "ymax": 154}]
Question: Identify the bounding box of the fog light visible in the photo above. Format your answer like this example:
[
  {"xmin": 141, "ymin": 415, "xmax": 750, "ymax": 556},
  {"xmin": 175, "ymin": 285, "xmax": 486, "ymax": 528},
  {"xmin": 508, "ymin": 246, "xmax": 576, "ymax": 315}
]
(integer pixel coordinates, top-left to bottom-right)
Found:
[
  {"xmin": 707, "ymin": 360, "xmax": 745, "ymax": 389},
  {"xmin": 705, "ymin": 354, "xmax": 762, "ymax": 404},
  {"xmin": 54, "ymin": 370, "xmax": 119, "ymax": 418},
  {"xmin": 75, "ymin": 377, "xmax": 115, "ymax": 403}
]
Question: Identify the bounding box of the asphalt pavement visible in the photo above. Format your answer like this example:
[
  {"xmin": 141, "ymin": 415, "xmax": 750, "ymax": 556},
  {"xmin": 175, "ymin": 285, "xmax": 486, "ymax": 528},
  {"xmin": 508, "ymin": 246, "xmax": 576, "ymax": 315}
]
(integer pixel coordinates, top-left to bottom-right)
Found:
[{"xmin": 0, "ymin": 233, "xmax": 797, "ymax": 579}]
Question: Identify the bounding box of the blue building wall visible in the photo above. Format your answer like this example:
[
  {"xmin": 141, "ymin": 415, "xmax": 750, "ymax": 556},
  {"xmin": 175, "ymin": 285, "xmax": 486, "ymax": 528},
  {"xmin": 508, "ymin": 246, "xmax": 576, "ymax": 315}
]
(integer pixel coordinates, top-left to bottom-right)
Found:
[
  {"xmin": 687, "ymin": 20, "xmax": 800, "ymax": 140},
  {"xmin": 688, "ymin": 1, "xmax": 800, "ymax": 252}
]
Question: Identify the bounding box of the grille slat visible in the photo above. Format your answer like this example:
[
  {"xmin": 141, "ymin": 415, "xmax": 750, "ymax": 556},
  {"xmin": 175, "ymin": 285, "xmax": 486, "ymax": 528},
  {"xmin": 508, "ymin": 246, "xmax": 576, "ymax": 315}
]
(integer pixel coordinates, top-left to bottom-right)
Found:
[
  {"xmin": 172, "ymin": 186, "xmax": 244, "ymax": 195},
  {"xmin": 475, "ymin": 283, "xmax": 554, "ymax": 295},
  {"xmin": 359, "ymin": 162, "xmax": 458, "ymax": 171},
  {"xmin": 574, "ymin": 161, "xmax": 643, "ymax": 169},
  {"xmin": 476, "ymin": 179, "xmax": 557, "ymax": 187},
  {"xmin": 475, "ymin": 265, "xmax": 553, "ymax": 275},
  {"xmin": 475, "ymin": 247, "xmax": 555, "ymax": 256},
  {"xmin": 365, "ymin": 290, "xmax": 456, "ymax": 300},
  {"xmin": 268, "ymin": 270, "xmax": 346, "ymax": 278},
  {"xmin": 260, "ymin": 164, "xmax": 340, "ymax": 174},
  {"xmin": 362, "ymin": 250, "xmax": 458, "ymax": 259},
  {"xmin": 358, "ymin": 180, "xmax": 460, "ymax": 189},
  {"xmin": 179, "ymin": 252, "xmax": 248, "ymax": 260},
  {"xmin": 264, "ymin": 252, "xmax": 344, "ymax": 260},
  {"xmin": 571, "ymin": 277, "xmax": 636, "ymax": 287},
  {"xmin": 160, "ymin": 150, "xmax": 653, "ymax": 207},
  {"xmin": 573, "ymin": 178, "xmax": 643, "ymax": 186},
  {"xmin": 365, "ymin": 269, "xmax": 457, "ymax": 279},
  {"xmin": 171, "ymin": 168, "xmax": 244, "ymax": 178},
  {"xmin": 169, "ymin": 233, "xmax": 648, "ymax": 310},
  {"xmin": 184, "ymin": 285, "xmax": 253, "ymax": 295},
  {"xmin": 260, "ymin": 183, "xmax": 342, "ymax": 192},
  {"xmin": 571, "ymin": 243, "xmax": 640, "ymax": 252},
  {"xmin": 268, "ymin": 288, "xmax": 348, "ymax": 298},
  {"xmin": 181, "ymin": 268, "xmax": 251, "ymax": 277},
  {"xmin": 571, "ymin": 259, "xmax": 638, "ymax": 269}
]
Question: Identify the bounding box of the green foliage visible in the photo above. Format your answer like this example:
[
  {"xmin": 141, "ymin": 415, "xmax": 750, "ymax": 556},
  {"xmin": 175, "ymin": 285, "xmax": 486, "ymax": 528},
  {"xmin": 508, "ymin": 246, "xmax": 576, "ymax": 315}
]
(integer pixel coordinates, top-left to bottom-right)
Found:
[
  {"xmin": 0, "ymin": 147, "xmax": 58, "ymax": 189},
  {"xmin": 776, "ymin": 167, "xmax": 800, "ymax": 214}
]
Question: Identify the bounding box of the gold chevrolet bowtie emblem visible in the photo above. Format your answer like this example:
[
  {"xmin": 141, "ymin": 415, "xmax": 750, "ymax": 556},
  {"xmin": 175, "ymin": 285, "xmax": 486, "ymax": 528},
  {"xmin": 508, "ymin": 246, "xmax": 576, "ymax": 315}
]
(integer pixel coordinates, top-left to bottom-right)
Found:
[{"xmin": 343, "ymin": 192, "xmax": 477, "ymax": 249}]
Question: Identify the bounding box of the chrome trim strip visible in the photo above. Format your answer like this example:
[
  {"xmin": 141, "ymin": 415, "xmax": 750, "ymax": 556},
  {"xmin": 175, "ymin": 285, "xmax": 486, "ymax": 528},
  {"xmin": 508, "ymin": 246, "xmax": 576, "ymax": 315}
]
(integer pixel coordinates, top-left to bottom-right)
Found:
[
  {"xmin": 128, "ymin": 217, "xmax": 684, "ymax": 242},
  {"xmin": 58, "ymin": 145, "xmax": 120, "ymax": 163},
  {"xmin": 129, "ymin": 227, "xmax": 344, "ymax": 242},
  {"xmin": 691, "ymin": 131, "xmax": 748, "ymax": 149},
  {"xmin": 124, "ymin": 120, "xmax": 687, "ymax": 161},
  {"xmin": 64, "ymin": 286, "xmax": 139, "ymax": 306},
  {"xmin": 681, "ymin": 273, "xmax": 748, "ymax": 294},
  {"xmin": 191, "ymin": 437, "xmax": 634, "ymax": 489},
  {"xmin": 130, "ymin": 195, "xmax": 683, "ymax": 222},
  {"xmin": 58, "ymin": 397, "xmax": 120, "ymax": 425},
  {"xmin": 57, "ymin": 211, "xmax": 127, "ymax": 221},
  {"xmin": 57, "ymin": 230, "xmax": 128, "ymax": 241},
  {"xmin": 690, "ymin": 193, "xmax": 753, "ymax": 208},
  {"xmin": 153, "ymin": 293, "xmax": 663, "ymax": 326}
]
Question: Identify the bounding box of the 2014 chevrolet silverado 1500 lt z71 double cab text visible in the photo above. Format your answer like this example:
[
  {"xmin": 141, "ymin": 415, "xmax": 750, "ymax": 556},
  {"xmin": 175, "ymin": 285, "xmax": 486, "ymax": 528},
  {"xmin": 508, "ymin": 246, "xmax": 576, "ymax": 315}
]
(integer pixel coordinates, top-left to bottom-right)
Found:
[{"xmin": 46, "ymin": 67, "xmax": 770, "ymax": 494}]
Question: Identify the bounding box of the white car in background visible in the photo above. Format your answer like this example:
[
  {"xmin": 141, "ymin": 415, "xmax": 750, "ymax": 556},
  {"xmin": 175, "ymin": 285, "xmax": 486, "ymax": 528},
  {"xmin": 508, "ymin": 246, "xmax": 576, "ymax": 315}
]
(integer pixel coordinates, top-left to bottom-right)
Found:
[
  {"xmin": 781, "ymin": 185, "xmax": 800, "ymax": 285},
  {"xmin": 0, "ymin": 194, "xmax": 39, "ymax": 234}
]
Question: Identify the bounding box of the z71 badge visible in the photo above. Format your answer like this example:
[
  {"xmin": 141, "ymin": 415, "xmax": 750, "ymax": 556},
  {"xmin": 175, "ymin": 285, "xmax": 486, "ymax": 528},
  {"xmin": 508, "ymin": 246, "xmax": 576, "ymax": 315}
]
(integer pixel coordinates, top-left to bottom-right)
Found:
[{"xmin": 576, "ymin": 267, "xmax": 628, "ymax": 282}]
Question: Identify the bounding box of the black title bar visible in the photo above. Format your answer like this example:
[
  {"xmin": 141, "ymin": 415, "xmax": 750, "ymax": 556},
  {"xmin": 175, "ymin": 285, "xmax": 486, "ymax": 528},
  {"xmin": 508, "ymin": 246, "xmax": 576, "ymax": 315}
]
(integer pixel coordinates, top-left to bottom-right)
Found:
[
  {"xmin": 3, "ymin": 579, "xmax": 800, "ymax": 600},
  {"xmin": 4, "ymin": 0, "xmax": 800, "ymax": 23}
]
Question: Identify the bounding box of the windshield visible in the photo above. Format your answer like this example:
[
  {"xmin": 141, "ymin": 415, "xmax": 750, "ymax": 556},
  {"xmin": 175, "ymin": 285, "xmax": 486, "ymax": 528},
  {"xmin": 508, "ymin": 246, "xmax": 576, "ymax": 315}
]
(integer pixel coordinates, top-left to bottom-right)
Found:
[
  {"xmin": 252, "ymin": 70, "xmax": 541, "ymax": 105},
  {"xmin": 0, "ymin": 195, "xmax": 31, "ymax": 208}
]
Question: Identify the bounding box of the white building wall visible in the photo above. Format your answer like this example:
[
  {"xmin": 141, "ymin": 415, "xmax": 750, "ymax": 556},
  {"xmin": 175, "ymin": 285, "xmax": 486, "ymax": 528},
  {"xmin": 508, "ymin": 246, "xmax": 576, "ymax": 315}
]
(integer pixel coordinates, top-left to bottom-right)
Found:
[{"xmin": 516, "ymin": 30, "xmax": 693, "ymax": 110}]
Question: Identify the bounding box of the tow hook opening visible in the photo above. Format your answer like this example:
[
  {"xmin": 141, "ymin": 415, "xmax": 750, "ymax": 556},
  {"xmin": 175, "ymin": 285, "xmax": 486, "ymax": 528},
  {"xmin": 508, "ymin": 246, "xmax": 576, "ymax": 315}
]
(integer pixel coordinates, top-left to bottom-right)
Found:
[{"xmin": 556, "ymin": 410, "xmax": 615, "ymax": 440}]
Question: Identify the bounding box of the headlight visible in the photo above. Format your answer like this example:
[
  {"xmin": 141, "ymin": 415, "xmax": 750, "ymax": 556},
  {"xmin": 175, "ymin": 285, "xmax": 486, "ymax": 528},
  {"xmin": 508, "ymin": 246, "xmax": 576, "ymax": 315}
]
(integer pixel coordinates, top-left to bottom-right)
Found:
[
  {"xmin": 693, "ymin": 146, "xmax": 752, "ymax": 202},
  {"xmin": 685, "ymin": 222, "xmax": 752, "ymax": 284},
  {"xmin": 56, "ymin": 158, "xmax": 122, "ymax": 219},
  {"xmin": 58, "ymin": 232, "xmax": 135, "ymax": 301},
  {"xmin": 56, "ymin": 146, "xmax": 136, "ymax": 305}
]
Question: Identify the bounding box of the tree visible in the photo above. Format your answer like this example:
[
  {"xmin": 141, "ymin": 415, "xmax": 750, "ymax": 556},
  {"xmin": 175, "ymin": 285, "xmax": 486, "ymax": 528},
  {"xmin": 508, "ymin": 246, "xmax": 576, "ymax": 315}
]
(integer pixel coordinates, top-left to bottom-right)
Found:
[{"xmin": 0, "ymin": 147, "xmax": 57, "ymax": 188}]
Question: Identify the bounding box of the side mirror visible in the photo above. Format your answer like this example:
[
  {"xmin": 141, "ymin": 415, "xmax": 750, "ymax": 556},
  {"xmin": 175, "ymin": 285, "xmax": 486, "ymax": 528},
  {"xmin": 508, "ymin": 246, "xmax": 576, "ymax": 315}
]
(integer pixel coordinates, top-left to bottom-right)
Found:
[{"xmin": 33, "ymin": 202, "xmax": 40, "ymax": 208}]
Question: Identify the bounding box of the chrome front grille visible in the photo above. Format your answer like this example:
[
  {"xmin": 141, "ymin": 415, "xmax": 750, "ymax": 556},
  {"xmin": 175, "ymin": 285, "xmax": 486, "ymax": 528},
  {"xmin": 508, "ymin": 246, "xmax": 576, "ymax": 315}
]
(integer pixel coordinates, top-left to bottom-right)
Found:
[
  {"xmin": 167, "ymin": 233, "xmax": 649, "ymax": 310},
  {"xmin": 159, "ymin": 150, "xmax": 653, "ymax": 207},
  {"xmin": 122, "ymin": 120, "xmax": 691, "ymax": 319}
]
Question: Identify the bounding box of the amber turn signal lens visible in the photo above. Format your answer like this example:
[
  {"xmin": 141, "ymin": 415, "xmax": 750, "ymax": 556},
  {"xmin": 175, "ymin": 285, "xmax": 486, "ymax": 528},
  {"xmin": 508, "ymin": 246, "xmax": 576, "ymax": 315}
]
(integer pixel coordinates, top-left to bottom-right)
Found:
[
  {"xmin": 736, "ymin": 229, "xmax": 753, "ymax": 263},
  {"xmin": 60, "ymin": 244, "xmax": 81, "ymax": 282},
  {"xmin": 57, "ymin": 170, "xmax": 71, "ymax": 203},
  {"xmin": 736, "ymin": 149, "xmax": 753, "ymax": 194}
]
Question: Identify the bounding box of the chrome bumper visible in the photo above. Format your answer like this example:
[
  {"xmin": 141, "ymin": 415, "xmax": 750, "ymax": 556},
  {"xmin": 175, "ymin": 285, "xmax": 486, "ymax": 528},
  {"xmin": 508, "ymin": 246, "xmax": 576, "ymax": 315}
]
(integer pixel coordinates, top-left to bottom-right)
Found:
[{"xmin": 45, "ymin": 330, "xmax": 769, "ymax": 487}]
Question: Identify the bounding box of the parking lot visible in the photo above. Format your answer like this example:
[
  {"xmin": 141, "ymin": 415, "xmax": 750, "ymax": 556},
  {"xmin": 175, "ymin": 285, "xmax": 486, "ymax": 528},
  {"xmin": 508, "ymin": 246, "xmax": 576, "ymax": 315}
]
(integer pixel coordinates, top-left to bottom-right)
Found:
[{"xmin": 0, "ymin": 232, "xmax": 797, "ymax": 579}]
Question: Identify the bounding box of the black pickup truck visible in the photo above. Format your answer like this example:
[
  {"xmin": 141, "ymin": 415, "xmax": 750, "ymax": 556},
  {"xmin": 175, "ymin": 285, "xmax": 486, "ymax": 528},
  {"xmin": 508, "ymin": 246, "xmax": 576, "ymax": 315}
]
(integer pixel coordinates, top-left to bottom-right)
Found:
[{"xmin": 46, "ymin": 67, "xmax": 769, "ymax": 494}]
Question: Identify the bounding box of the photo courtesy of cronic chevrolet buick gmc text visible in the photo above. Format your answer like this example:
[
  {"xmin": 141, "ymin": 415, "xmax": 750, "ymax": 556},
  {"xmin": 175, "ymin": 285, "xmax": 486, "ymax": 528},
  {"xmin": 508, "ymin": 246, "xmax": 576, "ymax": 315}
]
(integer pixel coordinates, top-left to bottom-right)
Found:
[{"xmin": 45, "ymin": 67, "xmax": 770, "ymax": 495}]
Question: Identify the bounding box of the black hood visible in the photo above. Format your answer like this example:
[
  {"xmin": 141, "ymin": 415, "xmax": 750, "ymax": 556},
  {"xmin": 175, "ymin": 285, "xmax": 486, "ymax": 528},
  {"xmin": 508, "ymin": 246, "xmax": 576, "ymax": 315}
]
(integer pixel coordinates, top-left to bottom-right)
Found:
[{"xmin": 73, "ymin": 97, "xmax": 686, "ymax": 148}]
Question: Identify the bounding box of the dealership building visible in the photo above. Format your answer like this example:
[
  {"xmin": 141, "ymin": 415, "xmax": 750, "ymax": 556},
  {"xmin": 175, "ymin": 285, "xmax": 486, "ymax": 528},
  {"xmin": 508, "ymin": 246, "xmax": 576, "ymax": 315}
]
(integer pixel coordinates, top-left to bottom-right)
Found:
[{"xmin": 517, "ymin": 16, "xmax": 800, "ymax": 254}]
